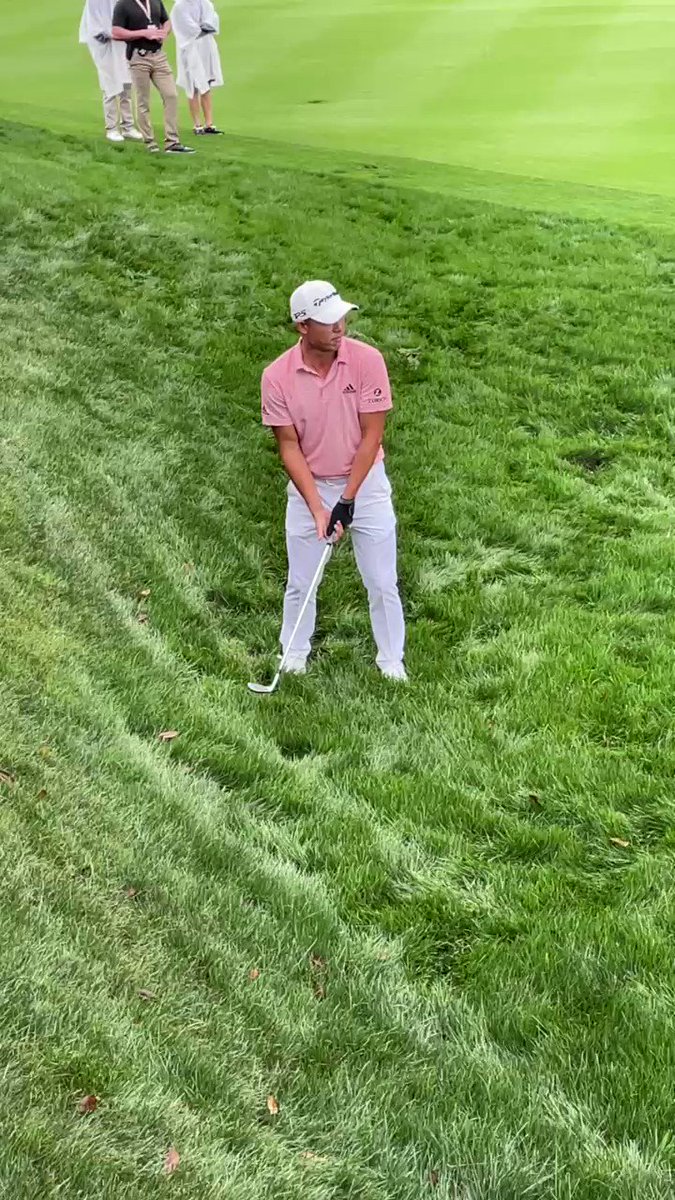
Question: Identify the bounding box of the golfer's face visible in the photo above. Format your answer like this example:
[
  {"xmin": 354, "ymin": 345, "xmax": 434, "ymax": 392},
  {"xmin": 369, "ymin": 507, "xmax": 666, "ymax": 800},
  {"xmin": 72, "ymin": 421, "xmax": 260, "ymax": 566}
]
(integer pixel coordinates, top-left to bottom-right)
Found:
[{"xmin": 305, "ymin": 317, "xmax": 346, "ymax": 351}]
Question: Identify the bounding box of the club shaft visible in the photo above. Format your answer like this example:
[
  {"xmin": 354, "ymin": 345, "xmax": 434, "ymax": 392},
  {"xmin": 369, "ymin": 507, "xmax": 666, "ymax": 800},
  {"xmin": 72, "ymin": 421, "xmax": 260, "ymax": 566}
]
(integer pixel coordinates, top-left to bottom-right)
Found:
[{"xmin": 277, "ymin": 542, "xmax": 333, "ymax": 676}]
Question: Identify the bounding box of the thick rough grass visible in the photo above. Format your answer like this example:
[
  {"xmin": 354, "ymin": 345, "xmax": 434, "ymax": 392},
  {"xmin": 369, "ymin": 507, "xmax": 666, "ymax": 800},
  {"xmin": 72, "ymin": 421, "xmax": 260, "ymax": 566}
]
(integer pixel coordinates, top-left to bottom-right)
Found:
[{"xmin": 2, "ymin": 121, "xmax": 675, "ymax": 1198}]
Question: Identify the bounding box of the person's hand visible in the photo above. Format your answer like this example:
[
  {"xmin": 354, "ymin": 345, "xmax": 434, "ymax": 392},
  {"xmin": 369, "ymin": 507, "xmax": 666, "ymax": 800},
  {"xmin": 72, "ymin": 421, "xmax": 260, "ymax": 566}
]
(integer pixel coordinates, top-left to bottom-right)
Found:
[
  {"xmin": 313, "ymin": 507, "xmax": 343, "ymax": 542},
  {"xmin": 146, "ymin": 23, "xmax": 162, "ymax": 39},
  {"xmin": 327, "ymin": 497, "xmax": 355, "ymax": 538}
]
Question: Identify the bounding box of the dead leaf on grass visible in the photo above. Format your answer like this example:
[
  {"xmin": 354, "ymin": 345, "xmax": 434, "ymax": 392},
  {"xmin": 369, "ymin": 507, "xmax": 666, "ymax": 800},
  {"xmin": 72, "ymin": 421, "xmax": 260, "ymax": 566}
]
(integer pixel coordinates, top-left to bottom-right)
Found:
[
  {"xmin": 0, "ymin": 769, "xmax": 16, "ymax": 786},
  {"xmin": 529, "ymin": 793, "xmax": 543, "ymax": 809},
  {"xmin": 610, "ymin": 837, "xmax": 631, "ymax": 849},
  {"xmin": 158, "ymin": 730, "xmax": 180, "ymax": 743},
  {"xmin": 266, "ymin": 1094, "xmax": 280, "ymax": 1116},
  {"xmin": 396, "ymin": 347, "xmax": 422, "ymax": 368},
  {"xmin": 248, "ymin": 968, "xmax": 260, "ymax": 982},
  {"xmin": 78, "ymin": 1094, "xmax": 98, "ymax": 1115},
  {"xmin": 164, "ymin": 1146, "xmax": 180, "ymax": 1175},
  {"xmin": 429, "ymin": 1169, "xmax": 440, "ymax": 1186},
  {"xmin": 123, "ymin": 885, "xmax": 140, "ymax": 900},
  {"xmin": 138, "ymin": 988, "xmax": 157, "ymax": 1002},
  {"xmin": 37, "ymin": 788, "xmax": 48, "ymax": 800},
  {"xmin": 310, "ymin": 953, "xmax": 327, "ymax": 1000},
  {"xmin": 299, "ymin": 1151, "xmax": 330, "ymax": 1165},
  {"xmin": 138, "ymin": 588, "xmax": 151, "ymax": 599},
  {"xmin": 137, "ymin": 612, "xmax": 149, "ymax": 625}
]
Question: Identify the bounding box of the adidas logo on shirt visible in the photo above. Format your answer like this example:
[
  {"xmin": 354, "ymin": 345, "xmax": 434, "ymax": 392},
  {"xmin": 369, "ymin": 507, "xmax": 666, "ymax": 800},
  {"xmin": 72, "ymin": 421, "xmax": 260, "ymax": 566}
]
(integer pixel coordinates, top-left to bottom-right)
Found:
[{"xmin": 343, "ymin": 383, "xmax": 357, "ymax": 395}]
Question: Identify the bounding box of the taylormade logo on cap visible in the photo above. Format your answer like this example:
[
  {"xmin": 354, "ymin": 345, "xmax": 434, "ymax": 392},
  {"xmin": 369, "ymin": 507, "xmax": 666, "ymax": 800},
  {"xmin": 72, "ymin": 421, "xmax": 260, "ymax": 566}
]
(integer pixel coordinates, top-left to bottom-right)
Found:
[{"xmin": 290, "ymin": 280, "xmax": 359, "ymax": 326}]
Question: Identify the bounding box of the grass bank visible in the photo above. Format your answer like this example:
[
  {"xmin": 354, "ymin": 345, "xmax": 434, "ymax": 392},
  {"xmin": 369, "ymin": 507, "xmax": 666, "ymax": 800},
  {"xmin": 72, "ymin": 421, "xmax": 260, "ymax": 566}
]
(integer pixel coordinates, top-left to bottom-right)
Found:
[{"xmin": 2, "ymin": 120, "xmax": 675, "ymax": 1198}]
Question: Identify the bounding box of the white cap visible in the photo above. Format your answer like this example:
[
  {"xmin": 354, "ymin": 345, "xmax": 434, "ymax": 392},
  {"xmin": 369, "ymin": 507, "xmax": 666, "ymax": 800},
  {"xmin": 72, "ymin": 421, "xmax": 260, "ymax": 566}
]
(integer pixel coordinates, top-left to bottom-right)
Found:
[{"xmin": 290, "ymin": 280, "xmax": 358, "ymax": 326}]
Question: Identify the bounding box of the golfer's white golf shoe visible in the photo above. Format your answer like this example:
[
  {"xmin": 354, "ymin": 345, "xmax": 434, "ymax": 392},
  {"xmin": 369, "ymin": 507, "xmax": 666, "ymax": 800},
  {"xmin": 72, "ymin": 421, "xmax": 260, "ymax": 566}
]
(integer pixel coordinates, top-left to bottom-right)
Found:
[{"xmin": 379, "ymin": 661, "xmax": 408, "ymax": 681}]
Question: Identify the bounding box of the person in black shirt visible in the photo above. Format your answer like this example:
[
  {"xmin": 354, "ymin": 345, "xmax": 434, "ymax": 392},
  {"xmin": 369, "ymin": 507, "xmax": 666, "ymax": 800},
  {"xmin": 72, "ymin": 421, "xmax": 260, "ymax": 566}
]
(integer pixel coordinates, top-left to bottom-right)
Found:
[{"xmin": 112, "ymin": 0, "xmax": 194, "ymax": 153}]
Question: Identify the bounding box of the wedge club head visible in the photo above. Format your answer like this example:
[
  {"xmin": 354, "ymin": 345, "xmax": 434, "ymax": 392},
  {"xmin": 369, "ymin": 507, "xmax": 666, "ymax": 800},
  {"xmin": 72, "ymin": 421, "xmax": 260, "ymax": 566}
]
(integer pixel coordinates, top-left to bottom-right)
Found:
[{"xmin": 247, "ymin": 676, "xmax": 279, "ymax": 696}]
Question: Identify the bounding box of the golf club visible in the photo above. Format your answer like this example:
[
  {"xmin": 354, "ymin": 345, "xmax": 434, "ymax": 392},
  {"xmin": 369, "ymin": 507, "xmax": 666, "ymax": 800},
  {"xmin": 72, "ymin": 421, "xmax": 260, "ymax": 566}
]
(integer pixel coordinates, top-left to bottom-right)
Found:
[{"xmin": 248, "ymin": 540, "xmax": 334, "ymax": 695}]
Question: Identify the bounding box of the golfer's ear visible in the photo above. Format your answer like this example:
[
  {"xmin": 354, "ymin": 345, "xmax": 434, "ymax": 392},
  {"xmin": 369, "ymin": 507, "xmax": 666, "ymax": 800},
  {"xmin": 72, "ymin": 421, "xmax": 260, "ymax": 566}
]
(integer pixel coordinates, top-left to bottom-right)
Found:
[{"xmin": 294, "ymin": 320, "xmax": 308, "ymax": 335}]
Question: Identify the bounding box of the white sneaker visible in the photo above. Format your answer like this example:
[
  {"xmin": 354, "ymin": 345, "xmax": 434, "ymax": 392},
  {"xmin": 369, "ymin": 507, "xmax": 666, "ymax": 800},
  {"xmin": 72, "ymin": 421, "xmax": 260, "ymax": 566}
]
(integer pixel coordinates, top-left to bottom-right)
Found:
[
  {"xmin": 379, "ymin": 661, "xmax": 408, "ymax": 682},
  {"xmin": 279, "ymin": 653, "xmax": 308, "ymax": 675},
  {"xmin": 106, "ymin": 130, "xmax": 124, "ymax": 144},
  {"xmin": 123, "ymin": 128, "xmax": 144, "ymax": 141}
]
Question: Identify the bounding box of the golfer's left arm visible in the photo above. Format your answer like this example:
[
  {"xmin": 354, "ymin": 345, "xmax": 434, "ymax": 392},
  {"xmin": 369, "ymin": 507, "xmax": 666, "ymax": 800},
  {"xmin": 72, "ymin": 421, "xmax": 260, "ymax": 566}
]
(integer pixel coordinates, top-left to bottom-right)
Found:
[
  {"xmin": 342, "ymin": 348, "xmax": 393, "ymax": 502},
  {"xmin": 342, "ymin": 411, "xmax": 388, "ymax": 502}
]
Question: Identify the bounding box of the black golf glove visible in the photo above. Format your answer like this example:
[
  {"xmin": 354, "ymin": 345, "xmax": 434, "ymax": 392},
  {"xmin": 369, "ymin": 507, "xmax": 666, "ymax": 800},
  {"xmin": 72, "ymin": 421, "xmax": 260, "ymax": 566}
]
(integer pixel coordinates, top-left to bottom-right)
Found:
[{"xmin": 327, "ymin": 496, "xmax": 355, "ymax": 537}]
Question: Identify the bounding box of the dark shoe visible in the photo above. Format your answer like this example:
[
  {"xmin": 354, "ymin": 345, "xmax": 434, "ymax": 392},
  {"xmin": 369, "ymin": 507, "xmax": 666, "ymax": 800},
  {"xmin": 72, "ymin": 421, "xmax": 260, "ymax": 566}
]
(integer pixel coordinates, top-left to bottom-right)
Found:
[
  {"xmin": 203, "ymin": 125, "xmax": 223, "ymax": 135},
  {"xmin": 165, "ymin": 143, "xmax": 196, "ymax": 154}
]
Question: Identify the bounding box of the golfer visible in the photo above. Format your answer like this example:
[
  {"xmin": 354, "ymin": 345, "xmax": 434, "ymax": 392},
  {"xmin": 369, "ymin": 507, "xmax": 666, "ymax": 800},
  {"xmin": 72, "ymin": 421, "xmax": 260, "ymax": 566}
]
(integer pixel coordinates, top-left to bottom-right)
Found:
[
  {"xmin": 79, "ymin": 0, "xmax": 143, "ymax": 143},
  {"xmin": 172, "ymin": 0, "xmax": 224, "ymax": 135},
  {"xmin": 261, "ymin": 280, "xmax": 406, "ymax": 680},
  {"xmin": 111, "ymin": 0, "xmax": 195, "ymax": 154}
]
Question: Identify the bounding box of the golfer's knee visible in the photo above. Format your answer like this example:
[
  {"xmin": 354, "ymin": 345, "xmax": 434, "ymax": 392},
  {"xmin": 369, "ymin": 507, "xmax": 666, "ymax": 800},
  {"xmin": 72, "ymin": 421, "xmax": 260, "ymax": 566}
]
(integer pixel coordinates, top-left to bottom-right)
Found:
[
  {"xmin": 362, "ymin": 565, "xmax": 398, "ymax": 596},
  {"xmin": 286, "ymin": 576, "xmax": 312, "ymax": 598}
]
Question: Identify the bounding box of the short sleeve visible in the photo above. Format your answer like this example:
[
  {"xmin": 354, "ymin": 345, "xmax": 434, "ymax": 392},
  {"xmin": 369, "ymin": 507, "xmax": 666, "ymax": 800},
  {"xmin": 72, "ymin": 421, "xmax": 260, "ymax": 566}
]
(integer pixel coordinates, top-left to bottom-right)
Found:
[
  {"xmin": 158, "ymin": 2, "xmax": 170, "ymax": 22},
  {"xmin": 261, "ymin": 371, "xmax": 293, "ymax": 426},
  {"xmin": 112, "ymin": 0, "xmax": 129, "ymax": 26},
  {"xmin": 358, "ymin": 348, "xmax": 393, "ymax": 413}
]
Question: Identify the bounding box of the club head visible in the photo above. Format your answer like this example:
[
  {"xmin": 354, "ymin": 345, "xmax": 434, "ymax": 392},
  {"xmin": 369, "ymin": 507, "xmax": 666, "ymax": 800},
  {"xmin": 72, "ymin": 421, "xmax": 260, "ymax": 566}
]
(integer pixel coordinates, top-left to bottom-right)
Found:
[{"xmin": 247, "ymin": 681, "xmax": 277, "ymax": 695}]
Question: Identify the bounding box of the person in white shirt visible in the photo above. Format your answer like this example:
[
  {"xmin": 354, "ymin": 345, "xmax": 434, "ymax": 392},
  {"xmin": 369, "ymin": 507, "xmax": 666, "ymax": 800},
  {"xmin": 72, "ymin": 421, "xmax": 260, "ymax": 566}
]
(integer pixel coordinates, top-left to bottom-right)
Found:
[
  {"xmin": 171, "ymin": 0, "xmax": 224, "ymax": 135},
  {"xmin": 79, "ymin": 0, "xmax": 143, "ymax": 143}
]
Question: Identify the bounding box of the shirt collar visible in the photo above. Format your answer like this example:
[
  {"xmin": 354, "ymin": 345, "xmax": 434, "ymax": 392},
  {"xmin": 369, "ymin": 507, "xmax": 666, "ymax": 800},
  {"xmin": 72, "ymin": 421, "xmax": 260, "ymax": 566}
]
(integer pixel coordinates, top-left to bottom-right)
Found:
[{"xmin": 292, "ymin": 339, "xmax": 348, "ymax": 374}]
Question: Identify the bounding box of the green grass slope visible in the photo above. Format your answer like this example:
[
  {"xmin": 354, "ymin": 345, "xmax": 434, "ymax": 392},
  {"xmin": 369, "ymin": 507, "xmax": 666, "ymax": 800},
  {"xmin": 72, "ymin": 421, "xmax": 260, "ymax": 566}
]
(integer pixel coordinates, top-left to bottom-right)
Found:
[
  {"xmin": 3, "ymin": 120, "xmax": 675, "ymax": 1197},
  {"xmin": 4, "ymin": 0, "xmax": 675, "ymax": 201}
]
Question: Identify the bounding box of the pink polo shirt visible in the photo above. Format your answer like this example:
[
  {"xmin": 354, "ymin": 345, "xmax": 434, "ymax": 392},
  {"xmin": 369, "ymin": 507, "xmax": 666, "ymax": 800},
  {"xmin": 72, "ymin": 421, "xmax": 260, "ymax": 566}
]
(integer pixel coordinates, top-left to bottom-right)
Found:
[{"xmin": 261, "ymin": 337, "xmax": 393, "ymax": 479}]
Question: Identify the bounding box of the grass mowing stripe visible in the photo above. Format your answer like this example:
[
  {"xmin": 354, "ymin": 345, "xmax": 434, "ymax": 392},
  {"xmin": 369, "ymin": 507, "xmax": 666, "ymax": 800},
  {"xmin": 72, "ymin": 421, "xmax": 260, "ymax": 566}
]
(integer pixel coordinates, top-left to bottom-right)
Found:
[
  {"xmin": 500, "ymin": 3, "xmax": 657, "ymax": 171},
  {"xmin": 338, "ymin": 1, "xmax": 531, "ymax": 125},
  {"xmin": 6, "ymin": 0, "xmax": 675, "ymax": 199}
]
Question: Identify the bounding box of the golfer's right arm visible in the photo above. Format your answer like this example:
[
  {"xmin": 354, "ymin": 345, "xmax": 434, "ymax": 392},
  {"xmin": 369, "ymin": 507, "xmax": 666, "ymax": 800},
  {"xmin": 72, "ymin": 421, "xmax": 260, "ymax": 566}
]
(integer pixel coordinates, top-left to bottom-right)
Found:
[
  {"xmin": 272, "ymin": 426, "xmax": 331, "ymax": 540},
  {"xmin": 263, "ymin": 372, "xmax": 334, "ymax": 540}
]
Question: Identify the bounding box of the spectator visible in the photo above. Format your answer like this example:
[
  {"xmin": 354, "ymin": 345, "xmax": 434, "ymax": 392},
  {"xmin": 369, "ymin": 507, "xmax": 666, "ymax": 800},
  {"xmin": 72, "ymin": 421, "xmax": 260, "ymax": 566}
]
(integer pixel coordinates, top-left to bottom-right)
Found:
[
  {"xmin": 79, "ymin": 0, "xmax": 143, "ymax": 143},
  {"xmin": 172, "ymin": 0, "xmax": 224, "ymax": 136},
  {"xmin": 111, "ymin": 0, "xmax": 195, "ymax": 154}
]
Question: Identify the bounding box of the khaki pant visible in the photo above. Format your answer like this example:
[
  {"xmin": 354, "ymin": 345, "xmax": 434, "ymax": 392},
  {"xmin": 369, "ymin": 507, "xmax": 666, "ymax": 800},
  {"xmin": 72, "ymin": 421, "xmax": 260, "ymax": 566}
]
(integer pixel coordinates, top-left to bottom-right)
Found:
[
  {"xmin": 129, "ymin": 49, "xmax": 179, "ymax": 148},
  {"xmin": 103, "ymin": 83, "xmax": 135, "ymax": 134}
]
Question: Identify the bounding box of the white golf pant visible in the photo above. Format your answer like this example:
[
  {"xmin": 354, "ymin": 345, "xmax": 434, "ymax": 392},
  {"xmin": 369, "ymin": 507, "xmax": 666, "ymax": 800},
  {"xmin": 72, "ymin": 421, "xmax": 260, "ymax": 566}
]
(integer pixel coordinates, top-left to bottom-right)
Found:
[{"xmin": 281, "ymin": 461, "xmax": 405, "ymax": 668}]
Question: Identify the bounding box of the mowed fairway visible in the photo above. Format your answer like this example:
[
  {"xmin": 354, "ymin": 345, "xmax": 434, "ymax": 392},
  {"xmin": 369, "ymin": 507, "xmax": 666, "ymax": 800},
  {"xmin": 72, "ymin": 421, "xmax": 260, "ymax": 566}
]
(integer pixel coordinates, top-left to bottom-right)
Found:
[{"xmin": 3, "ymin": 0, "xmax": 675, "ymax": 196}]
